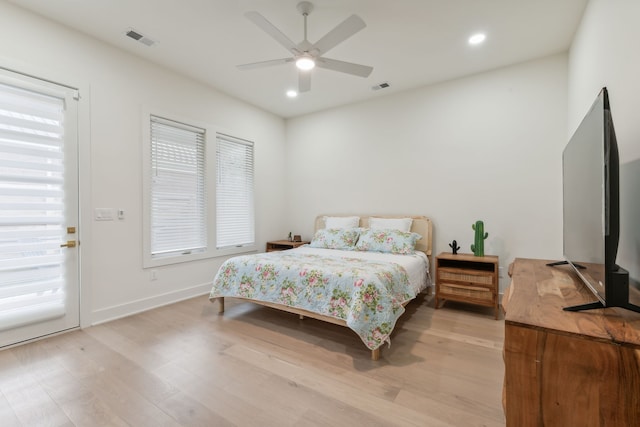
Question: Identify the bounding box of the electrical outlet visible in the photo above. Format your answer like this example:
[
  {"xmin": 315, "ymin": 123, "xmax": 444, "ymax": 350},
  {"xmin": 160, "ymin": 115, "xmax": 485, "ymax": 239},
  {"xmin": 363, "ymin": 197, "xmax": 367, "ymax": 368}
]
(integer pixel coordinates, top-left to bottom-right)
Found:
[
  {"xmin": 150, "ymin": 270, "xmax": 158, "ymax": 281},
  {"xmin": 499, "ymin": 266, "xmax": 504, "ymax": 278}
]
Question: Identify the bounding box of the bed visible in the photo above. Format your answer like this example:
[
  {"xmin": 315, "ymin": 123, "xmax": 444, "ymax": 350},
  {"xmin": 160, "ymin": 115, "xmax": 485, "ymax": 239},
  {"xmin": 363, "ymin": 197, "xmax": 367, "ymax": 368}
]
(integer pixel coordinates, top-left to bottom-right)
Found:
[{"xmin": 209, "ymin": 215, "xmax": 433, "ymax": 360}]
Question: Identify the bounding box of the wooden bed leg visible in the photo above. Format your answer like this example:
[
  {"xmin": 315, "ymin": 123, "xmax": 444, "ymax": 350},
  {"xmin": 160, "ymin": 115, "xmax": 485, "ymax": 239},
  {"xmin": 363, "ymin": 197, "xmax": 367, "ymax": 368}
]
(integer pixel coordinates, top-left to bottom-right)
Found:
[
  {"xmin": 371, "ymin": 348, "xmax": 380, "ymax": 361},
  {"xmin": 217, "ymin": 297, "xmax": 225, "ymax": 314}
]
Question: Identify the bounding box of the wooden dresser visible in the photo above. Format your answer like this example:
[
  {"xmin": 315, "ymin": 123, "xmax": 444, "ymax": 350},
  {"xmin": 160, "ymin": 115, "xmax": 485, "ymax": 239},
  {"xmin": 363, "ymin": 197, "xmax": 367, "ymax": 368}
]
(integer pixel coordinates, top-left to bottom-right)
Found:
[{"xmin": 502, "ymin": 258, "xmax": 640, "ymax": 426}]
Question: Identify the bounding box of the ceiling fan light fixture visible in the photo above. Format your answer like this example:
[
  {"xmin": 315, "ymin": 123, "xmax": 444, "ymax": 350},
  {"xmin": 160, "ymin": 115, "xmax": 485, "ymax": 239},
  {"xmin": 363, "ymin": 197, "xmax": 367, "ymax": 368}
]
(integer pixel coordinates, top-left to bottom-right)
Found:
[
  {"xmin": 296, "ymin": 56, "xmax": 315, "ymax": 71},
  {"xmin": 238, "ymin": 3, "xmax": 372, "ymax": 92}
]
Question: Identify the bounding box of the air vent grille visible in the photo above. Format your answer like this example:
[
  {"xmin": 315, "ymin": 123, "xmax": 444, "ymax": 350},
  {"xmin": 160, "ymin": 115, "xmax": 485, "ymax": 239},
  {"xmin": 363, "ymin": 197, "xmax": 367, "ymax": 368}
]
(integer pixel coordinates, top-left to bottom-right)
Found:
[
  {"xmin": 125, "ymin": 28, "xmax": 157, "ymax": 47},
  {"xmin": 126, "ymin": 30, "xmax": 143, "ymax": 40},
  {"xmin": 371, "ymin": 82, "xmax": 390, "ymax": 91}
]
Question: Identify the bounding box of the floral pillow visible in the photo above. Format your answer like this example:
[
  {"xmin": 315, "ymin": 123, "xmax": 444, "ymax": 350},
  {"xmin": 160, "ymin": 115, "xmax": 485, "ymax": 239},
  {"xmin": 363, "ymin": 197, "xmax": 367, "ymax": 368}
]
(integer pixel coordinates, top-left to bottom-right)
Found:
[
  {"xmin": 309, "ymin": 228, "xmax": 360, "ymax": 250},
  {"xmin": 355, "ymin": 228, "xmax": 421, "ymax": 254}
]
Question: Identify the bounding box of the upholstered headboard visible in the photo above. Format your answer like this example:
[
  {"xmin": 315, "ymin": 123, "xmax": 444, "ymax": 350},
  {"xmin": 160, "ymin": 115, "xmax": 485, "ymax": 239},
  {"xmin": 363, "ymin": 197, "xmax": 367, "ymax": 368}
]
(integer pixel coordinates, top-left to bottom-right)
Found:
[{"xmin": 314, "ymin": 214, "xmax": 433, "ymax": 258}]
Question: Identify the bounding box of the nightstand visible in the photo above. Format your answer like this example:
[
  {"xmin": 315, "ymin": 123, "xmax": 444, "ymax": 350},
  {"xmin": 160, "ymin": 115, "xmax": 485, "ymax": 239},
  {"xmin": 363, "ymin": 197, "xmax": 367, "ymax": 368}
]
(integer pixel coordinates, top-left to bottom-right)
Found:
[
  {"xmin": 266, "ymin": 240, "xmax": 309, "ymax": 252},
  {"xmin": 435, "ymin": 252, "xmax": 500, "ymax": 319}
]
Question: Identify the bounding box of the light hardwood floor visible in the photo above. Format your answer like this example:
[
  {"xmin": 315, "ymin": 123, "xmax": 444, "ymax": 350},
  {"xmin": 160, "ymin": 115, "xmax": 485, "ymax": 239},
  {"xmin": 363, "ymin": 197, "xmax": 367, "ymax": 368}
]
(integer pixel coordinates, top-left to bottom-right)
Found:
[{"xmin": 0, "ymin": 293, "xmax": 506, "ymax": 426}]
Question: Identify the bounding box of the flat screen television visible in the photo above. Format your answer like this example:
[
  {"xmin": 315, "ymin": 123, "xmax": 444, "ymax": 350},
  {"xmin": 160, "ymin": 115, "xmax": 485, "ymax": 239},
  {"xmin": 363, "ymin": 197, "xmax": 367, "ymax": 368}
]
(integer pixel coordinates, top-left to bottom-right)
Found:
[{"xmin": 549, "ymin": 87, "xmax": 640, "ymax": 313}]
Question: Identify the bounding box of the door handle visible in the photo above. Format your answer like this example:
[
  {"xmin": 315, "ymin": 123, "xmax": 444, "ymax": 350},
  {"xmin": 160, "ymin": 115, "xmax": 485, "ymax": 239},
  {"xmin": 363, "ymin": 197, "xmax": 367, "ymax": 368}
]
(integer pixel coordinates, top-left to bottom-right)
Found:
[{"xmin": 60, "ymin": 240, "xmax": 77, "ymax": 248}]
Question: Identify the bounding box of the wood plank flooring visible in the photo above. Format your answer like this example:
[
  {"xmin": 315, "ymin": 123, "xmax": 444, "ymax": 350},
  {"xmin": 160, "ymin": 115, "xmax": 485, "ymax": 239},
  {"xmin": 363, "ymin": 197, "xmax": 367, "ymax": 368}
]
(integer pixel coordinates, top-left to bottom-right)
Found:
[{"xmin": 0, "ymin": 293, "xmax": 506, "ymax": 426}]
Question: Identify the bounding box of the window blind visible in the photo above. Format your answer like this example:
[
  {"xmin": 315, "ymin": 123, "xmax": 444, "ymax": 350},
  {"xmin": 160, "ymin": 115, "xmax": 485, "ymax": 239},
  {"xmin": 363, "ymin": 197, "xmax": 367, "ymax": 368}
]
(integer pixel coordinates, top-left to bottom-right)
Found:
[
  {"xmin": 150, "ymin": 116, "xmax": 206, "ymax": 258},
  {"xmin": 216, "ymin": 134, "xmax": 255, "ymax": 249},
  {"xmin": 0, "ymin": 81, "xmax": 66, "ymax": 330}
]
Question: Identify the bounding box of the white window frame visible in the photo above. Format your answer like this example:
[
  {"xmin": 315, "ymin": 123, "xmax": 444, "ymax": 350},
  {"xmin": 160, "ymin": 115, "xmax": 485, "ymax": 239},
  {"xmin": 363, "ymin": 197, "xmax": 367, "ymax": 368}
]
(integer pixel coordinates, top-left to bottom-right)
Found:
[{"xmin": 142, "ymin": 108, "xmax": 256, "ymax": 268}]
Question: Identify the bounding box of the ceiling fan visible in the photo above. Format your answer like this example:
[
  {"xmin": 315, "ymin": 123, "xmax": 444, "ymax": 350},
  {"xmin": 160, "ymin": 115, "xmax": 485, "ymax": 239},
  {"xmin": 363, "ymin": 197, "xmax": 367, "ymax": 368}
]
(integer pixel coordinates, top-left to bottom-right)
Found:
[{"xmin": 237, "ymin": 1, "xmax": 373, "ymax": 93}]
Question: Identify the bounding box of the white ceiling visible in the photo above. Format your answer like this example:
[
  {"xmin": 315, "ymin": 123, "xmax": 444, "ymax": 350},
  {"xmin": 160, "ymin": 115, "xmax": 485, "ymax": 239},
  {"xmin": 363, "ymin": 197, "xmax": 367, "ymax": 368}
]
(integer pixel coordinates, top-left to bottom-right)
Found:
[{"xmin": 8, "ymin": 0, "xmax": 588, "ymax": 118}]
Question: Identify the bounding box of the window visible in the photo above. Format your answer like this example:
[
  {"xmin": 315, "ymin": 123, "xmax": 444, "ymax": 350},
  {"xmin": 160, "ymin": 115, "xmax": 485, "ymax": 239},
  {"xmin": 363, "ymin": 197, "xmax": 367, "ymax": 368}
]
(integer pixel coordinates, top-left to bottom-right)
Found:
[
  {"xmin": 142, "ymin": 111, "xmax": 255, "ymax": 268},
  {"xmin": 149, "ymin": 116, "xmax": 206, "ymax": 259},
  {"xmin": 216, "ymin": 134, "xmax": 255, "ymax": 249}
]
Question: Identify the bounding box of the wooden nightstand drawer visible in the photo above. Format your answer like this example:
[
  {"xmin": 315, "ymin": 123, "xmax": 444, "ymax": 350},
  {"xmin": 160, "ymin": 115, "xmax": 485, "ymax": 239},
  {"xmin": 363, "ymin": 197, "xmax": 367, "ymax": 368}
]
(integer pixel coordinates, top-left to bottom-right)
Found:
[
  {"xmin": 438, "ymin": 270, "xmax": 494, "ymax": 286},
  {"xmin": 439, "ymin": 282, "xmax": 493, "ymax": 302}
]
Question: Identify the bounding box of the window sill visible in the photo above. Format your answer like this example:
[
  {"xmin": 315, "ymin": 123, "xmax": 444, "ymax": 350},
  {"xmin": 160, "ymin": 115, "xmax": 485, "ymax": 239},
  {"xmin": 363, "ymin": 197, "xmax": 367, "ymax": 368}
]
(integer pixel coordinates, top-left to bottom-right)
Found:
[{"xmin": 143, "ymin": 244, "xmax": 257, "ymax": 268}]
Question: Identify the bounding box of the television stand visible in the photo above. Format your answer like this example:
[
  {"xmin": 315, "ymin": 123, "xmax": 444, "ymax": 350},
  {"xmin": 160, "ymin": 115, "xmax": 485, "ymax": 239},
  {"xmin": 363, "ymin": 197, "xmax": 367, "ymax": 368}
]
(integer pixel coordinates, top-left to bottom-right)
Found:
[
  {"xmin": 546, "ymin": 260, "xmax": 585, "ymax": 269},
  {"xmin": 547, "ymin": 261, "xmax": 640, "ymax": 313},
  {"xmin": 564, "ymin": 300, "xmax": 640, "ymax": 313},
  {"xmin": 563, "ymin": 300, "xmax": 605, "ymax": 311},
  {"xmin": 616, "ymin": 301, "xmax": 640, "ymax": 313},
  {"xmin": 503, "ymin": 258, "xmax": 640, "ymax": 426}
]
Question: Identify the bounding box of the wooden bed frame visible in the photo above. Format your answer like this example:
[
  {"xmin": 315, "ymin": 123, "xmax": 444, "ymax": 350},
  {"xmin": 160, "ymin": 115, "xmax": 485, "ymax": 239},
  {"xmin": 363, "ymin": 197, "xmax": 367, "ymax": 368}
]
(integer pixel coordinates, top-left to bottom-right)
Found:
[{"xmin": 213, "ymin": 214, "xmax": 433, "ymax": 361}]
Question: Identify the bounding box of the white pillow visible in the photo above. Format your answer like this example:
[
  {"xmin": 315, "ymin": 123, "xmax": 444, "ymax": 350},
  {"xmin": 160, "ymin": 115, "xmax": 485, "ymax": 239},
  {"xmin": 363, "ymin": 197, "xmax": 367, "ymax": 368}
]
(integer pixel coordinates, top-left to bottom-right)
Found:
[
  {"xmin": 369, "ymin": 217, "xmax": 413, "ymax": 232},
  {"xmin": 324, "ymin": 216, "xmax": 360, "ymax": 229}
]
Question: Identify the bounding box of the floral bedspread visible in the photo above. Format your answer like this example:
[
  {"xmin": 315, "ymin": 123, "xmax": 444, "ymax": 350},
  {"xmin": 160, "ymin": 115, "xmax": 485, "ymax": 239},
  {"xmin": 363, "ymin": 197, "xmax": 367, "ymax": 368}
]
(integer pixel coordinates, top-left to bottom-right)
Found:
[{"xmin": 210, "ymin": 251, "xmax": 416, "ymax": 350}]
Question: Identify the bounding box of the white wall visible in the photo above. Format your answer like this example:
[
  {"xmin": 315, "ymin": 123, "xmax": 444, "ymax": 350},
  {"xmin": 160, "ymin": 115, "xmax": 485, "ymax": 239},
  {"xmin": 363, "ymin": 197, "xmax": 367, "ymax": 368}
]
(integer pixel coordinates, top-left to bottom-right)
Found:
[
  {"xmin": 569, "ymin": 0, "xmax": 640, "ymax": 284},
  {"xmin": 0, "ymin": 2, "xmax": 287, "ymax": 324},
  {"xmin": 285, "ymin": 54, "xmax": 569, "ymax": 290}
]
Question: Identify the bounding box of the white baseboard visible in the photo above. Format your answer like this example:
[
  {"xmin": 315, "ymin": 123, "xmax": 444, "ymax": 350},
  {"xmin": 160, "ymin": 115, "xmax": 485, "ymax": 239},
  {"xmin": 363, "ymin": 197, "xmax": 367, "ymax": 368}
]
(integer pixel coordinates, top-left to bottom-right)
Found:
[{"xmin": 90, "ymin": 282, "xmax": 211, "ymax": 326}]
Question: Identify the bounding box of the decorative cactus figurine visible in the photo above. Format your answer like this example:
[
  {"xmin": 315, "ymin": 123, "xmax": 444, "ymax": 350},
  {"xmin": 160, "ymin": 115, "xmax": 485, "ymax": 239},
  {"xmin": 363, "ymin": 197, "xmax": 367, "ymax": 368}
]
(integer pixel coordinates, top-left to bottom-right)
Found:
[
  {"xmin": 471, "ymin": 220, "xmax": 488, "ymax": 256},
  {"xmin": 449, "ymin": 240, "xmax": 460, "ymax": 255}
]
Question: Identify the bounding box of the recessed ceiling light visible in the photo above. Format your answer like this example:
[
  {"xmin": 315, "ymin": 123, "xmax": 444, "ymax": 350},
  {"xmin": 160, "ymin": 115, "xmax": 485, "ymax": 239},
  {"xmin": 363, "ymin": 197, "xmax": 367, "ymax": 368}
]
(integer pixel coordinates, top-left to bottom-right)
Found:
[
  {"xmin": 286, "ymin": 90, "xmax": 298, "ymax": 98},
  {"xmin": 468, "ymin": 33, "xmax": 486, "ymax": 45}
]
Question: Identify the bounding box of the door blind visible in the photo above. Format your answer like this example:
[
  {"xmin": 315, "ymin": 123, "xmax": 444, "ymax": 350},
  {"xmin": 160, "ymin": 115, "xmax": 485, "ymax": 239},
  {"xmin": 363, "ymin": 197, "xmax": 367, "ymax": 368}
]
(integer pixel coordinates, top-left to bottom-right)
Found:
[
  {"xmin": 0, "ymin": 82, "xmax": 67, "ymax": 331},
  {"xmin": 150, "ymin": 116, "xmax": 206, "ymax": 257},
  {"xmin": 216, "ymin": 134, "xmax": 254, "ymax": 249}
]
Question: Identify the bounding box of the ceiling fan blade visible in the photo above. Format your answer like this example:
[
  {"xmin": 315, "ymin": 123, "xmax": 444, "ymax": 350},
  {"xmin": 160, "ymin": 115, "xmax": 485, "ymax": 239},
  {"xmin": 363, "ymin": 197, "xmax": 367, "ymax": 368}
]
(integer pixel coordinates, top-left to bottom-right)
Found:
[
  {"xmin": 316, "ymin": 58, "xmax": 373, "ymax": 78},
  {"xmin": 313, "ymin": 14, "xmax": 366, "ymax": 55},
  {"xmin": 237, "ymin": 58, "xmax": 294, "ymax": 70},
  {"xmin": 299, "ymin": 70, "xmax": 311, "ymax": 93},
  {"xmin": 245, "ymin": 11, "xmax": 301, "ymax": 56}
]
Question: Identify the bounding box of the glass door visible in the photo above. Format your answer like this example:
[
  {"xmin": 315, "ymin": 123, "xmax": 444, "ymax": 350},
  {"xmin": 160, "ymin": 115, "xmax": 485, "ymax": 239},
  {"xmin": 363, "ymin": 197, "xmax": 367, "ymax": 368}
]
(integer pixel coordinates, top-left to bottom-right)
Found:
[{"xmin": 0, "ymin": 70, "xmax": 79, "ymax": 348}]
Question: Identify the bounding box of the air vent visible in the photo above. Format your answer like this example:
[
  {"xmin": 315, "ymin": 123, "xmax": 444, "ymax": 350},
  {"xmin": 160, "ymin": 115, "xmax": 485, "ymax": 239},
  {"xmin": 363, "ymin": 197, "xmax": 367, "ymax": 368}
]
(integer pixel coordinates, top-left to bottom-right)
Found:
[
  {"xmin": 125, "ymin": 28, "xmax": 157, "ymax": 47},
  {"xmin": 371, "ymin": 82, "xmax": 390, "ymax": 91},
  {"xmin": 126, "ymin": 29, "xmax": 143, "ymax": 40}
]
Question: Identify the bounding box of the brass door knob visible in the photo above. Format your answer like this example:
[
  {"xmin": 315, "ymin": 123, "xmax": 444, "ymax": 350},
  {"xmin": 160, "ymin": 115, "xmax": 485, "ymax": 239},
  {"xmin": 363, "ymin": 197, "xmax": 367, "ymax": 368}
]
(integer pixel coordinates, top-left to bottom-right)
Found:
[{"xmin": 60, "ymin": 240, "xmax": 77, "ymax": 248}]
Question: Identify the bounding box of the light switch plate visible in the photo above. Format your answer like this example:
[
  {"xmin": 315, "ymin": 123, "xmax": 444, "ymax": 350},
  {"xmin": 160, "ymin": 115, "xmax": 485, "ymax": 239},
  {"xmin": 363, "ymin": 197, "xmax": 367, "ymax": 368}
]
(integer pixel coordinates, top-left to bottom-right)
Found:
[{"xmin": 95, "ymin": 208, "xmax": 115, "ymax": 221}]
